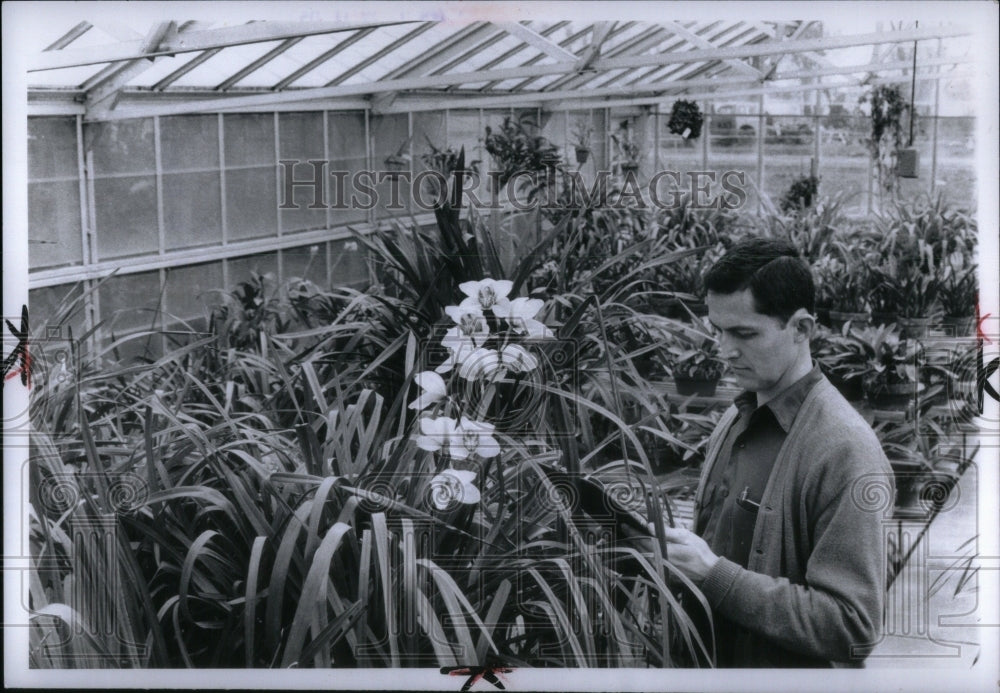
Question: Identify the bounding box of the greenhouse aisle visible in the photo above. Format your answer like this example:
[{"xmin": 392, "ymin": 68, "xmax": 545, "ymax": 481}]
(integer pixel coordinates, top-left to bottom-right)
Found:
[{"xmin": 868, "ymin": 464, "xmax": 981, "ymax": 667}]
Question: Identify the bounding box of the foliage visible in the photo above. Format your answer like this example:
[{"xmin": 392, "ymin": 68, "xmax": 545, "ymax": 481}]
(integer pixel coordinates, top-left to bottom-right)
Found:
[
  {"xmin": 667, "ymin": 100, "xmax": 704, "ymax": 140},
  {"xmin": 658, "ymin": 317, "xmax": 727, "ymax": 382},
  {"xmin": 779, "ymin": 175, "xmax": 820, "ymax": 214},
  {"xmin": 570, "ymin": 117, "xmax": 593, "ymax": 152},
  {"xmin": 484, "ymin": 115, "xmax": 563, "ymax": 202},
  {"xmin": 610, "ymin": 121, "xmax": 642, "ymax": 172},
  {"xmin": 28, "ymin": 191, "xmax": 714, "ymax": 669},
  {"xmin": 860, "ymin": 84, "xmax": 909, "ymax": 192}
]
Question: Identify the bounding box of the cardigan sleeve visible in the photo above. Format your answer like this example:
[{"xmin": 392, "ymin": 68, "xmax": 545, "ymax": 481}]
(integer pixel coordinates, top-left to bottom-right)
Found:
[{"xmin": 698, "ymin": 433, "xmax": 892, "ymax": 664}]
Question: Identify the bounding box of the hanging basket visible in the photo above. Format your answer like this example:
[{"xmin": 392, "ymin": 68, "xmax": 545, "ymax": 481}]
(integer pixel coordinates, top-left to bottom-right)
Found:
[
  {"xmin": 575, "ymin": 146, "xmax": 591, "ymax": 164},
  {"xmin": 667, "ymin": 100, "xmax": 704, "ymax": 140}
]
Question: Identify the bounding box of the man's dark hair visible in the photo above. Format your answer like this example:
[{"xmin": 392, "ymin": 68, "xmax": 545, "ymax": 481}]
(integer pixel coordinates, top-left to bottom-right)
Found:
[{"xmin": 702, "ymin": 237, "xmax": 815, "ymax": 322}]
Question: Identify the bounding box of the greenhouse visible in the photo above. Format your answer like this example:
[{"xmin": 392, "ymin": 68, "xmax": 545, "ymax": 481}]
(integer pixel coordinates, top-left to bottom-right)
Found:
[{"xmin": 5, "ymin": 3, "xmax": 999, "ymax": 687}]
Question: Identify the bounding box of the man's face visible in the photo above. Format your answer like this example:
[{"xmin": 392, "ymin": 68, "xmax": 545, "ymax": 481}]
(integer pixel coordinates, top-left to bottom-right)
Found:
[{"xmin": 705, "ymin": 289, "xmax": 800, "ymax": 396}]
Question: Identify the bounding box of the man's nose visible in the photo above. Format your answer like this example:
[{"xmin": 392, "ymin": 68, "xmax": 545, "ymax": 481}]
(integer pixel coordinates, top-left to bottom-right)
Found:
[{"xmin": 718, "ymin": 334, "xmax": 740, "ymax": 360}]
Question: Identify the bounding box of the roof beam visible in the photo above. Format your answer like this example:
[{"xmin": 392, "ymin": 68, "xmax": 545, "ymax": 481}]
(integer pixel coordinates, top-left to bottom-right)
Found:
[
  {"xmin": 378, "ymin": 54, "xmax": 972, "ymax": 113},
  {"xmin": 575, "ymin": 22, "xmax": 615, "ymax": 71},
  {"xmin": 271, "ymin": 27, "xmax": 378, "ymax": 90},
  {"xmin": 90, "ymin": 25, "xmax": 973, "ymax": 121},
  {"xmin": 85, "ymin": 21, "xmax": 178, "ymax": 119},
  {"xmin": 534, "ymin": 24, "xmax": 667, "ymax": 92},
  {"xmin": 43, "ymin": 21, "xmax": 93, "ymax": 51},
  {"xmin": 152, "ymin": 48, "xmax": 223, "ymax": 90},
  {"xmin": 324, "ymin": 23, "xmax": 435, "ymax": 86},
  {"xmin": 494, "ymin": 21, "xmax": 577, "ymax": 62},
  {"xmin": 380, "ymin": 23, "xmax": 495, "ymax": 80},
  {"xmin": 29, "ymin": 20, "xmax": 416, "ymax": 72},
  {"xmin": 660, "ymin": 21, "xmax": 763, "ymax": 79},
  {"xmin": 216, "ymin": 37, "xmax": 305, "ymax": 90},
  {"xmin": 481, "ymin": 22, "xmax": 609, "ymax": 91}
]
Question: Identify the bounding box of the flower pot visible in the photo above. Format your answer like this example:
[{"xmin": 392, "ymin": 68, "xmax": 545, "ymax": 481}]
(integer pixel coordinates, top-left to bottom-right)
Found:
[
  {"xmin": 621, "ymin": 162, "xmax": 639, "ymax": 174},
  {"xmin": 865, "ymin": 381, "xmax": 921, "ymax": 410},
  {"xmin": 675, "ymin": 376, "xmax": 720, "ymax": 397},
  {"xmin": 575, "ymin": 147, "xmax": 591, "ymax": 164},
  {"xmin": 942, "ymin": 315, "xmax": 975, "ymax": 337},
  {"xmin": 898, "ymin": 316, "xmax": 933, "ymax": 339},
  {"xmin": 829, "ymin": 310, "xmax": 871, "ymax": 331}
]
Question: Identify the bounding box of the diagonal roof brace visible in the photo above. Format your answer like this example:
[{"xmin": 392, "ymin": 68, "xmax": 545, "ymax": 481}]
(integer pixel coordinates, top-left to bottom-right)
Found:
[{"xmin": 85, "ymin": 21, "xmax": 178, "ymax": 118}]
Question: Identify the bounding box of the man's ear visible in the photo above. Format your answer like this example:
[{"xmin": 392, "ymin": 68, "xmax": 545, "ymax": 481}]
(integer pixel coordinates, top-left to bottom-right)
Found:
[{"xmin": 788, "ymin": 309, "xmax": 815, "ymax": 342}]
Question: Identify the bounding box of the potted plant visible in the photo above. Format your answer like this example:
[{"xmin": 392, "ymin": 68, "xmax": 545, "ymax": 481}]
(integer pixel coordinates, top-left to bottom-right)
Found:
[
  {"xmin": 812, "ymin": 254, "xmax": 871, "ymax": 330},
  {"xmin": 571, "ymin": 117, "xmax": 593, "ymax": 164},
  {"xmin": 611, "ymin": 121, "xmax": 642, "ymax": 174},
  {"xmin": 667, "ymin": 99, "xmax": 704, "ymax": 140},
  {"xmin": 484, "ymin": 114, "xmax": 563, "ymax": 203},
  {"xmin": 938, "ymin": 264, "xmax": 977, "ymax": 336},
  {"xmin": 868, "ymin": 265, "xmax": 942, "ymax": 338},
  {"xmin": 662, "ymin": 317, "xmax": 728, "ymax": 397},
  {"xmin": 856, "ymin": 324, "xmax": 924, "ymax": 409},
  {"xmin": 812, "ymin": 326, "xmax": 868, "ymax": 401}
]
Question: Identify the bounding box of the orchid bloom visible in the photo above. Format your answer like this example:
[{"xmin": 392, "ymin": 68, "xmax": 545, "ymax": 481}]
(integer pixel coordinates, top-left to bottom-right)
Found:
[
  {"xmin": 428, "ymin": 468, "xmax": 480, "ymax": 510},
  {"xmin": 415, "ymin": 415, "xmax": 500, "ymax": 460},
  {"xmin": 458, "ymin": 279, "xmax": 513, "ymax": 316},
  {"xmin": 497, "ymin": 296, "xmax": 554, "ymax": 338},
  {"xmin": 408, "ymin": 370, "xmax": 448, "ymax": 411},
  {"xmin": 458, "ymin": 347, "xmax": 501, "ymax": 380},
  {"xmin": 499, "ymin": 343, "xmax": 539, "ymax": 373},
  {"xmin": 443, "ymin": 305, "xmax": 490, "ymax": 349}
]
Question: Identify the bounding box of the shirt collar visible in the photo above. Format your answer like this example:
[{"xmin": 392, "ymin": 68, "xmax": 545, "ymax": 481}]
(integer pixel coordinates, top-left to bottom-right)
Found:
[{"xmin": 733, "ymin": 363, "xmax": 824, "ymax": 432}]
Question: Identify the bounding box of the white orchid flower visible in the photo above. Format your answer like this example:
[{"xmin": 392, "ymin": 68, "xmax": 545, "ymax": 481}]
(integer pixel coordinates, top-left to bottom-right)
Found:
[
  {"xmin": 428, "ymin": 468, "xmax": 480, "ymax": 510},
  {"xmin": 458, "ymin": 347, "xmax": 501, "ymax": 380},
  {"xmin": 442, "ymin": 306, "xmax": 490, "ymax": 350},
  {"xmin": 434, "ymin": 340, "xmax": 478, "ymax": 374},
  {"xmin": 451, "ymin": 416, "xmax": 501, "ymax": 460},
  {"xmin": 458, "ymin": 278, "xmax": 513, "ymax": 316},
  {"xmin": 415, "ymin": 415, "xmax": 500, "ymax": 460},
  {"xmin": 408, "ymin": 370, "xmax": 448, "ymax": 411},
  {"xmin": 499, "ymin": 343, "xmax": 539, "ymax": 373},
  {"xmin": 415, "ymin": 415, "xmax": 458, "ymax": 452},
  {"xmin": 497, "ymin": 296, "xmax": 554, "ymax": 338}
]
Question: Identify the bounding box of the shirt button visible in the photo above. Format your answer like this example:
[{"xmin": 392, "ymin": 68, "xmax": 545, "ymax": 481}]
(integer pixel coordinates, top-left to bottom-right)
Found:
[
  {"xmin": 737, "ymin": 442, "xmax": 746, "ymax": 449},
  {"xmin": 720, "ymin": 489, "xmax": 729, "ymax": 498},
  {"xmin": 755, "ymin": 548, "xmax": 764, "ymax": 554}
]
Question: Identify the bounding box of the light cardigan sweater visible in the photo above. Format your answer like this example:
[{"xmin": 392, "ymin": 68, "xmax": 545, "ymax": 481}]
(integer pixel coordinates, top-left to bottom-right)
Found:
[{"xmin": 692, "ymin": 375, "xmax": 894, "ymax": 667}]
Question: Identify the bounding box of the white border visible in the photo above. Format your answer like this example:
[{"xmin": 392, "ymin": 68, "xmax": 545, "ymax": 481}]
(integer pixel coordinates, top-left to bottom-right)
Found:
[{"xmin": 4, "ymin": 2, "xmax": 998, "ymax": 691}]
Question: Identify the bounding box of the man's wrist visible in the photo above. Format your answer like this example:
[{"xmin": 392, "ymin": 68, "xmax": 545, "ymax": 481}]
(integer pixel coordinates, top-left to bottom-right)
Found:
[{"xmin": 699, "ymin": 556, "xmax": 741, "ymax": 609}]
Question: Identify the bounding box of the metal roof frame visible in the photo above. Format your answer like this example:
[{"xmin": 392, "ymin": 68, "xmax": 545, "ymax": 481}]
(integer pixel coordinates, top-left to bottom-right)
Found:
[{"xmin": 26, "ymin": 19, "xmax": 974, "ymax": 122}]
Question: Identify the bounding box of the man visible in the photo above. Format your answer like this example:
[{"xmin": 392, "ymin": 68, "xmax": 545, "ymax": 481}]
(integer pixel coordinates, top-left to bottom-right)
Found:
[{"xmin": 661, "ymin": 237, "xmax": 893, "ymax": 667}]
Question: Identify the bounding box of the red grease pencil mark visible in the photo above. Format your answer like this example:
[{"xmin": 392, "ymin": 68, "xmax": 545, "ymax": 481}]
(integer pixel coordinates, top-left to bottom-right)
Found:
[
  {"xmin": 3, "ymin": 305, "xmax": 30, "ymax": 389},
  {"xmin": 441, "ymin": 662, "xmax": 514, "ymax": 691}
]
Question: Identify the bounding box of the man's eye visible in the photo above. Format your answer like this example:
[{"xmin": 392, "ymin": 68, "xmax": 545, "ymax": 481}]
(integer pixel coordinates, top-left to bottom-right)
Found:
[{"xmin": 733, "ymin": 332, "xmax": 755, "ymax": 339}]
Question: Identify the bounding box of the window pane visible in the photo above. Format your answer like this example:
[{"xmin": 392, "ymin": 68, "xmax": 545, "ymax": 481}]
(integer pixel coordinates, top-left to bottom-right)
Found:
[
  {"xmin": 29, "ymin": 117, "xmax": 78, "ymax": 179},
  {"xmin": 160, "ymin": 114, "xmax": 219, "ymax": 171},
  {"xmin": 29, "ymin": 181, "xmax": 83, "ymax": 268},
  {"xmin": 279, "ymin": 112, "xmax": 325, "ymax": 161},
  {"xmin": 763, "ymin": 115, "xmax": 817, "ymax": 207},
  {"xmin": 89, "ymin": 118, "xmax": 155, "ymax": 175},
  {"xmin": 328, "ymin": 237, "xmax": 368, "ymax": 287},
  {"xmin": 328, "ymin": 111, "xmax": 367, "ymax": 159},
  {"xmin": 816, "ymin": 114, "xmax": 870, "ymax": 214},
  {"xmin": 330, "ymin": 157, "xmax": 369, "ymax": 226},
  {"xmin": 224, "ymin": 113, "xmax": 275, "ymax": 167},
  {"xmin": 165, "ymin": 261, "xmax": 224, "ymax": 323},
  {"xmin": 226, "ymin": 167, "xmax": 277, "ymax": 241},
  {"xmin": 93, "ymin": 176, "xmax": 159, "ymax": 259},
  {"xmin": 98, "ymin": 270, "xmax": 163, "ymax": 333},
  {"xmin": 29, "ymin": 282, "xmax": 86, "ymax": 340},
  {"xmin": 279, "ymin": 160, "xmax": 327, "ymax": 233},
  {"xmin": 228, "ymin": 252, "xmax": 278, "ymax": 286},
  {"xmin": 282, "ymin": 243, "xmax": 327, "ymax": 286},
  {"xmin": 163, "ymin": 171, "xmax": 223, "ymax": 249}
]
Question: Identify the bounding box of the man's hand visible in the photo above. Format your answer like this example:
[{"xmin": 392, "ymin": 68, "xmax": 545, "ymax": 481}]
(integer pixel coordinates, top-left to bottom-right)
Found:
[{"xmin": 659, "ymin": 525, "xmax": 720, "ymax": 583}]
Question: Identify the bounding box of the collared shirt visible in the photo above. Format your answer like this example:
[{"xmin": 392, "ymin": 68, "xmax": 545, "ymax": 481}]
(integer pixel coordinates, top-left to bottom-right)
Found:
[{"xmin": 695, "ymin": 363, "xmax": 824, "ymax": 666}]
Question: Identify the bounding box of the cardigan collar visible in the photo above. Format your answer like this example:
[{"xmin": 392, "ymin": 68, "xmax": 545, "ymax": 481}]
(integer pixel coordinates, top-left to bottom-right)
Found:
[{"xmin": 733, "ymin": 362, "xmax": 824, "ymax": 433}]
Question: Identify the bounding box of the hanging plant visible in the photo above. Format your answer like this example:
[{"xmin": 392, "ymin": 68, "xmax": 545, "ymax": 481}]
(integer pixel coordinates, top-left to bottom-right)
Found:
[
  {"xmin": 667, "ymin": 100, "xmax": 704, "ymax": 140},
  {"xmin": 860, "ymin": 85, "xmax": 909, "ymax": 193}
]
